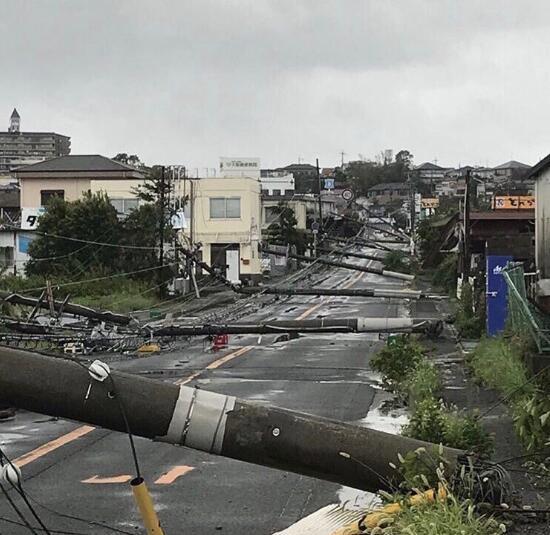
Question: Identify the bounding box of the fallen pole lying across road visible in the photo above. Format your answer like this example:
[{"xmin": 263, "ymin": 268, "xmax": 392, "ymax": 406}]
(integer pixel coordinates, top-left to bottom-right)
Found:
[
  {"xmin": 0, "ymin": 347, "xmax": 463, "ymax": 493},
  {"xmin": 237, "ymin": 286, "xmax": 444, "ymax": 300},
  {"xmin": 151, "ymin": 317, "xmax": 443, "ymax": 337},
  {"xmin": 0, "ymin": 290, "xmax": 132, "ymax": 326},
  {"xmin": 261, "ymin": 247, "xmax": 414, "ymax": 281},
  {"xmin": 318, "ymin": 247, "xmax": 388, "ymax": 262}
]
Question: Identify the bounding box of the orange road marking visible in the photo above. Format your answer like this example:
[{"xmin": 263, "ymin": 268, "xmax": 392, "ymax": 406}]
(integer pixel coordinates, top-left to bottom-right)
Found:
[
  {"xmin": 82, "ymin": 475, "xmax": 132, "ymax": 484},
  {"xmin": 296, "ymin": 302, "xmax": 323, "ymax": 321},
  {"xmin": 206, "ymin": 345, "xmax": 254, "ymax": 370},
  {"xmin": 175, "ymin": 345, "xmax": 254, "ymax": 384},
  {"xmin": 155, "ymin": 465, "xmax": 195, "ymax": 484},
  {"xmin": 14, "ymin": 425, "xmax": 96, "ymax": 468}
]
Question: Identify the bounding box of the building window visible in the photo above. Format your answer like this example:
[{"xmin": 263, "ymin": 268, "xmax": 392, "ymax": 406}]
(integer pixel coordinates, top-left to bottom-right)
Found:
[
  {"xmin": 284, "ymin": 189, "xmax": 294, "ymax": 196},
  {"xmin": 40, "ymin": 190, "xmax": 64, "ymax": 205},
  {"xmin": 111, "ymin": 198, "xmax": 139, "ymax": 216},
  {"xmin": 261, "ymin": 189, "xmax": 269, "ymax": 195},
  {"xmin": 272, "ymin": 189, "xmax": 281, "ymax": 196},
  {"xmin": 210, "ymin": 197, "xmax": 241, "ymax": 219}
]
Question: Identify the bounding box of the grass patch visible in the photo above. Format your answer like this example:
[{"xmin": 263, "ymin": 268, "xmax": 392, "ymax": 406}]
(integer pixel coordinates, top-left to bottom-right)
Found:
[
  {"xmin": 468, "ymin": 334, "xmax": 550, "ymax": 452},
  {"xmin": 468, "ymin": 336, "xmax": 532, "ymax": 399}
]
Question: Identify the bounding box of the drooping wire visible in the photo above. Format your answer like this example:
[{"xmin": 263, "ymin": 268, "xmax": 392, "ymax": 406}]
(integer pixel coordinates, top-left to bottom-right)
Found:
[
  {"xmin": 0, "ymin": 448, "xmax": 52, "ymax": 534},
  {"xmin": 0, "ymin": 481, "xmax": 39, "ymax": 534}
]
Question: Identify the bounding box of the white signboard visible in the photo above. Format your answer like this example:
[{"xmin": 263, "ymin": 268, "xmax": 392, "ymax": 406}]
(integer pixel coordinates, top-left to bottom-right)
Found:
[
  {"xmin": 21, "ymin": 207, "xmax": 45, "ymax": 230},
  {"xmin": 220, "ymin": 157, "xmax": 261, "ymax": 178}
]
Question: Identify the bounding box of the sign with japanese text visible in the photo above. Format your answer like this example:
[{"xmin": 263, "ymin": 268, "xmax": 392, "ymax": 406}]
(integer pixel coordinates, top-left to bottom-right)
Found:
[
  {"xmin": 493, "ymin": 196, "xmax": 535, "ymax": 210},
  {"xmin": 421, "ymin": 198, "xmax": 439, "ymax": 209}
]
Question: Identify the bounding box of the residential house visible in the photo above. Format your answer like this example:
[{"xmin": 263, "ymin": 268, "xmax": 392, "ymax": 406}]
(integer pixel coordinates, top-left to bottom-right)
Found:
[
  {"xmin": 367, "ymin": 182, "xmax": 409, "ymax": 206},
  {"xmin": 275, "ymin": 163, "xmax": 318, "ymax": 193},
  {"xmin": 0, "ymin": 109, "xmax": 70, "ymax": 172},
  {"xmin": 15, "ymin": 154, "xmax": 146, "ymax": 216},
  {"xmin": 182, "ymin": 176, "xmax": 262, "ymax": 283}
]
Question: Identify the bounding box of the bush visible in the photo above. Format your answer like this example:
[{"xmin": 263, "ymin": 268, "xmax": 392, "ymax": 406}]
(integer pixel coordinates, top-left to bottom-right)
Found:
[
  {"xmin": 455, "ymin": 282, "xmax": 484, "ymax": 339},
  {"xmin": 405, "ymin": 359, "xmax": 440, "ymax": 408},
  {"xmin": 513, "ymin": 390, "xmax": 550, "ymax": 452},
  {"xmin": 370, "ymin": 336, "xmax": 425, "ymax": 394},
  {"xmin": 403, "ymin": 398, "xmax": 493, "ymax": 455}
]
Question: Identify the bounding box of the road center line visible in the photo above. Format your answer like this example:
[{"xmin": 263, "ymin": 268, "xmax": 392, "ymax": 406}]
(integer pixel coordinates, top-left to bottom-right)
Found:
[{"xmin": 13, "ymin": 425, "xmax": 96, "ymax": 468}]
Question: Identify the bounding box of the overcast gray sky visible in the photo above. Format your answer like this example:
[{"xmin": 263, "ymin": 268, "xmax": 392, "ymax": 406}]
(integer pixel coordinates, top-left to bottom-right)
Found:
[{"xmin": 1, "ymin": 0, "xmax": 550, "ymax": 170}]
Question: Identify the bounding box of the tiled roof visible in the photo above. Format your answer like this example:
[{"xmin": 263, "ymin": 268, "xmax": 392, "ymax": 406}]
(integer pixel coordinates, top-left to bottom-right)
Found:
[{"xmin": 15, "ymin": 154, "xmax": 140, "ymax": 173}]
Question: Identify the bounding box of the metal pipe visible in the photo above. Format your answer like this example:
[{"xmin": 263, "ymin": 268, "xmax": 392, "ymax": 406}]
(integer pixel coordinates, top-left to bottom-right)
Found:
[{"xmin": 0, "ymin": 347, "xmax": 462, "ymax": 493}]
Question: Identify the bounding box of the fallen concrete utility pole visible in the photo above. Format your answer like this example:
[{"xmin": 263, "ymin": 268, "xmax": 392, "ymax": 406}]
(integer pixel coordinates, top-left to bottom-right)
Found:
[
  {"xmin": 237, "ymin": 286, "xmax": 429, "ymax": 300},
  {"xmin": 0, "ymin": 291, "xmax": 132, "ymax": 326},
  {"xmin": 0, "ymin": 347, "xmax": 463, "ymax": 493},
  {"xmin": 261, "ymin": 247, "xmax": 414, "ymax": 281},
  {"xmin": 330, "ymin": 212, "xmax": 408, "ymax": 241},
  {"xmin": 322, "ymin": 235, "xmax": 393, "ymax": 252},
  {"xmin": 151, "ymin": 317, "xmax": 441, "ymax": 337},
  {"xmin": 318, "ymin": 247, "xmax": 388, "ymax": 262}
]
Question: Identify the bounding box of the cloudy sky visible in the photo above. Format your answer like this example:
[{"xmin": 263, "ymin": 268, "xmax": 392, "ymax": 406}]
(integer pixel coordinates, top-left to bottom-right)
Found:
[{"xmin": 2, "ymin": 0, "xmax": 550, "ymax": 171}]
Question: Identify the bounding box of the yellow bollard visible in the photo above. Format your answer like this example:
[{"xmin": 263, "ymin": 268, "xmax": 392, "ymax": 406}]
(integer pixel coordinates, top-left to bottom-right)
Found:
[{"xmin": 131, "ymin": 477, "xmax": 165, "ymax": 534}]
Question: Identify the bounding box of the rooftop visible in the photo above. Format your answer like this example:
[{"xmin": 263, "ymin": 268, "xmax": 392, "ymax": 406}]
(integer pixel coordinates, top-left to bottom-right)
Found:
[
  {"xmin": 494, "ymin": 160, "xmax": 530, "ymax": 170},
  {"xmin": 415, "ymin": 162, "xmax": 446, "ymax": 170},
  {"xmin": 527, "ymin": 153, "xmax": 550, "ymax": 180},
  {"xmin": 15, "ymin": 154, "xmax": 140, "ymax": 173}
]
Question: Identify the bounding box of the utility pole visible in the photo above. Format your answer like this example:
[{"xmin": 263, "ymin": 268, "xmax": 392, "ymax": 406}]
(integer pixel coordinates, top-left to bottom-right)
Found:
[
  {"xmin": 463, "ymin": 168, "xmax": 471, "ymax": 282},
  {"xmin": 260, "ymin": 247, "xmax": 414, "ymax": 281},
  {"xmin": 158, "ymin": 166, "xmax": 166, "ymax": 295},
  {"xmin": 0, "ymin": 347, "xmax": 464, "ymax": 494},
  {"xmin": 151, "ymin": 317, "xmax": 442, "ymax": 337},
  {"xmin": 408, "ymin": 171, "xmax": 416, "ymax": 255},
  {"xmin": 316, "ymin": 158, "xmax": 323, "ymax": 233}
]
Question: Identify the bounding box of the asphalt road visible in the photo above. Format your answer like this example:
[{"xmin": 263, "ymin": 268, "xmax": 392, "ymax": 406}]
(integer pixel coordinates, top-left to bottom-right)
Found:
[{"xmin": 0, "ymin": 255, "xmax": 412, "ymax": 534}]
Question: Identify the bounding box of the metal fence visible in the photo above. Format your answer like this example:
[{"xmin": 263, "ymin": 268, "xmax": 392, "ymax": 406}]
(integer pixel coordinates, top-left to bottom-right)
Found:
[{"xmin": 502, "ymin": 263, "xmax": 550, "ymax": 352}]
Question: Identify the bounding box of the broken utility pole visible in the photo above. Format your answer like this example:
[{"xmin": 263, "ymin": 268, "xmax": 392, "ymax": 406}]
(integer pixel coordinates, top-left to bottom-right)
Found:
[
  {"xmin": 236, "ymin": 286, "xmax": 442, "ymax": 300},
  {"xmin": 261, "ymin": 247, "xmax": 414, "ymax": 281},
  {"xmin": 0, "ymin": 347, "xmax": 463, "ymax": 493},
  {"xmin": 150, "ymin": 317, "xmax": 441, "ymax": 337},
  {"xmin": 0, "ymin": 291, "xmax": 132, "ymax": 326},
  {"xmin": 318, "ymin": 247, "xmax": 388, "ymax": 262}
]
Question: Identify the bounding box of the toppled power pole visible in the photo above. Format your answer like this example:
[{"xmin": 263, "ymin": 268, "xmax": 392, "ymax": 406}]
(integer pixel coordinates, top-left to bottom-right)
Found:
[
  {"xmin": 261, "ymin": 247, "xmax": 414, "ymax": 281},
  {"xmin": 237, "ymin": 286, "xmax": 439, "ymax": 300},
  {"xmin": 0, "ymin": 291, "xmax": 132, "ymax": 326},
  {"xmin": 0, "ymin": 347, "xmax": 463, "ymax": 493},
  {"xmin": 150, "ymin": 317, "xmax": 442, "ymax": 337}
]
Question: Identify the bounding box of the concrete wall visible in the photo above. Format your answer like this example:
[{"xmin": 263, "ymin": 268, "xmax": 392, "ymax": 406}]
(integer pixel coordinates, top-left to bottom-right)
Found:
[
  {"xmin": 91, "ymin": 179, "xmax": 145, "ymax": 199},
  {"xmin": 536, "ymin": 169, "xmax": 550, "ymax": 280},
  {"xmin": 20, "ymin": 177, "xmax": 91, "ymax": 207},
  {"xmin": 187, "ymin": 177, "xmax": 262, "ymax": 279}
]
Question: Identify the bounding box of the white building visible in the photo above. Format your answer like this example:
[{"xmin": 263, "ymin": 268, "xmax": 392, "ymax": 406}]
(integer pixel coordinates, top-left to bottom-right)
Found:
[{"xmin": 260, "ymin": 171, "xmax": 295, "ymax": 196}]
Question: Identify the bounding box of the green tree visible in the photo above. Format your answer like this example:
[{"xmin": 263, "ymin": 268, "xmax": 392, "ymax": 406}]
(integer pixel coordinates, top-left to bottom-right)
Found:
[
  {"xmin": 26, "ymin": 192, "xmax": 121, "ymax": 278},
  {"xmin": 266, "ymin": 202, "xmax": 307, "ymax": 254}
]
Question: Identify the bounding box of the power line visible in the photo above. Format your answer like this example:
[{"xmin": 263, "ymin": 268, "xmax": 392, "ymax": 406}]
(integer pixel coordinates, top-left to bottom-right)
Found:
[
  {"xmin": 19, "ymin": 262, "xmax": 179, "ymax": 294},
  {"xmin": 4, "ymin": 225, "xmax": 162, "ymax": 251}
]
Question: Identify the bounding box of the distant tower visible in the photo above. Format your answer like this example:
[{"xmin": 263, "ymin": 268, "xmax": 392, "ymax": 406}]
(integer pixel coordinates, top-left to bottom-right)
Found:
[{"xmin": 8, "ymin": 108, "xmax": 20, "ymax": 133}]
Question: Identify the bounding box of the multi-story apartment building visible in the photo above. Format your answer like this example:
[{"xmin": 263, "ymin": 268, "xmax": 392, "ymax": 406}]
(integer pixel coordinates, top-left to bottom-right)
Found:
[{"xmin": 0, "ymin": 109, "xmax": 71, "ymax": 172}]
